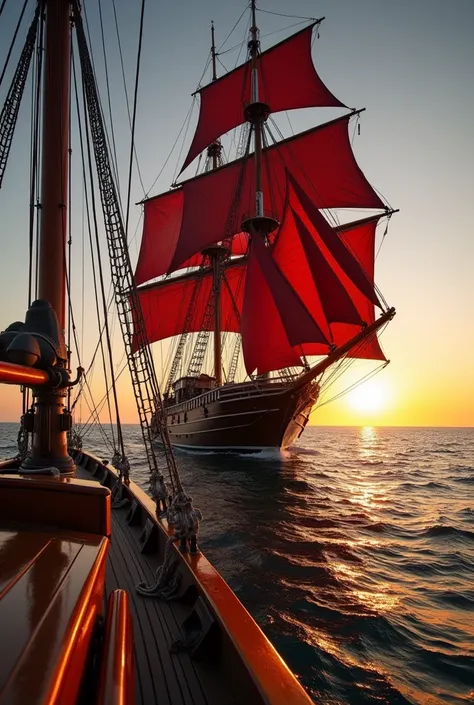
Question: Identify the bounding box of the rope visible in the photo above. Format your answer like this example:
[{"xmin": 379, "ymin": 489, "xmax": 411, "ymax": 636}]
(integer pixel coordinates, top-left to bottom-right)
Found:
[
  {"xmin": 0, "ymin": 0, "xmax": 29, "ymax": 89},
  {"xmin": 124, "ymin": 0, "xmax": 145, "ymax": 238},
  {"xmin": 73, "ymin": 47, "xmax": 120, "ymax": 451},
  {"xmin": 136, "ymin": 492, "xmax": 202, "ymax": 598},
  {"xmin": 98, "ymin": 0, "xmax": 121, "ymax": 196},
  {"xmin": 111, "ymin": 0, "xmax": 146, "ymax": 195},
  {"xmin": 136, "ymin": 538, "xmax": 181, "ymax": 599},
  {"xmin": 0, "ymin": 0, "xmax": 9, "ymax": 20}
]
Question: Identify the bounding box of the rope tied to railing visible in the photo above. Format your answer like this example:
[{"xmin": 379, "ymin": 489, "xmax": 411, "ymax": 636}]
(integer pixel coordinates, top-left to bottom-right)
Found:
[
  {"xmin": 167, "ymin": 491, "xmax": 203, "ymax": 555},
  {"xmin": 150, "ymin": 469, "xmax": 169, "ymax": 513}
]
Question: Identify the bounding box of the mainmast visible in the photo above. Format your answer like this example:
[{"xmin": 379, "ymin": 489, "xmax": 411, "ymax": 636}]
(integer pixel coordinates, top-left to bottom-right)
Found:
[{"xmin": 242, "ymin": 0, "xmax": 278, "ymax": 237}]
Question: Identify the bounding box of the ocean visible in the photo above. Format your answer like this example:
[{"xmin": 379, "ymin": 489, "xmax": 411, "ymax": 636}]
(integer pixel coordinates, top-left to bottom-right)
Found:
[{"xmin": 1, "ymin": 423, "xmax": 473, "ymax": 704}]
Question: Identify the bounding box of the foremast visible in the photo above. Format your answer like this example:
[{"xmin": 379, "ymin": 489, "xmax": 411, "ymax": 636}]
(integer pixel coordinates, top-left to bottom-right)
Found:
[
  {"xmin": 207, "ymin": 22, "xmax": 224, "ymax": 387},
  {"xmin": 167, "ymin": 23, "xmax": 227, "ymax": 390}
]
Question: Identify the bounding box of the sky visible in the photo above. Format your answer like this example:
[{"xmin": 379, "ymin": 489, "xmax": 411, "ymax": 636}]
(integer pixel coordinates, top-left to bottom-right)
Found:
[{"xmin": 0, "ymin": 0, "xmax": 473, "ymax": 427}]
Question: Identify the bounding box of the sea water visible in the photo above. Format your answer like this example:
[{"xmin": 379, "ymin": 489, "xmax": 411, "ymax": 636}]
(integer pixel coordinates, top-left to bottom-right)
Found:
[{"xmin": 1, "ymin": 423, "xmax": 473, "ymax": 704}]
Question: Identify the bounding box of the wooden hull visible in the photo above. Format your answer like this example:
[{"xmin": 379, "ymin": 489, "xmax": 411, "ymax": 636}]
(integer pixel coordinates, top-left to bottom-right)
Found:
[{"xmin": 163, "ymin": 379, "xmax": 320, "ymax": 452}]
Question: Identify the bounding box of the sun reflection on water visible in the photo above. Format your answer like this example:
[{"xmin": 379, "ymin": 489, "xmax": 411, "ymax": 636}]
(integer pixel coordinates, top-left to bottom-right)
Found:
[{"xmin": 359, "ymin": 425, "xmax": 378, "ymax": 459}]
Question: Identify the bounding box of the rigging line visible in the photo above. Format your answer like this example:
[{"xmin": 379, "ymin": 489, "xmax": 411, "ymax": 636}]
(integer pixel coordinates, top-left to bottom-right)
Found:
[
  {"xmin": 317, "ymin": 360, "xmax": 388, "ymax": 409},
  {"xmin": 216, "ymin": 56, "xmax": 229, "ymax": 74},
  {"xmin": 78, "ymin": 387, "xmax": 115, "ymax": 451},
  {"xmin": 82, "ymin": 77, "xmax": 126, "ymax": 458},
  {"xmin": 375, "ymin": 213, "xmax": 391, "ymax": 262},
  {"xmin": 73, "ymin": 46, "xmax": 117, "ymax": 450},
  {"xmin": 82, "ymin": 0, "xmax": 123, "ymax": 206},
  {"xmin": 145, "ymin": 99, "xmax": 194, "ymax": 196},
  {"xmin": 124, "ymin": 0, "xmax": 145, "ymax": 239},
  {"xmin": 0, "ymin": 0, "xmax": 29, "ymax": 89},
  {"xmin": 77, "ymin": 357, "xmax": 129, "ymax": 431},
  {"xmin": 172, "ymin": 98, "xmax": 195, "ymax": 184},
  {"xmin": 64, "ymin": 241, "xmax": 114, "ymax": 451},
  {"xmin": 193, "ymin": 53, "xmax": 212, "ymax": 92},
  {"xmin": 98, "ymin": 0, "xmax": 121, "ymax": 196},
  {"xmin": 318, "ymin": 331, "xmax": 385, "ymax": 396},
  {"xmin": 0, "ymin": 0, "xmax": 9, "ymax": 20},
  {"xmin": 110, "ymin": 0, "xmax": 144, "ymax": 197},
  {"xmin": 258, "ymin": 8, "xmax": 319, "ymax": 21},
  {"xmin": 217, "ymin": 3, "xmax": 250, "ymax": 53}
]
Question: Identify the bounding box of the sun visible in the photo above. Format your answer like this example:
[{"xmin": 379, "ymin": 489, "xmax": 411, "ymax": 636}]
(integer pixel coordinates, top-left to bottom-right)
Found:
[{"xmin": 348, "ymin": 379, "xmax": 388, "ymax": 414}]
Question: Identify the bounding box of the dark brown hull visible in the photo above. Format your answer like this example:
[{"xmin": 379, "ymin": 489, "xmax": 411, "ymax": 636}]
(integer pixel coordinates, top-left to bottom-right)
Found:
[{"xmin": 162, "ymin": 379, "xmax": 319, "ymax": 452}]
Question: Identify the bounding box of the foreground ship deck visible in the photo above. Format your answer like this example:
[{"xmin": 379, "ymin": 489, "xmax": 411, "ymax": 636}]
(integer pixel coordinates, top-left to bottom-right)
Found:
[
  {"xmin": 0, "ymin": 452, "xmax": 313, "ymax": 705},
  {"xmin": 72, "ymin": 451, "xmax": 313, "ymax": 705},
  {"xmin": 74, "ymin": 461, "xmax": 235, "ymax": 705}
]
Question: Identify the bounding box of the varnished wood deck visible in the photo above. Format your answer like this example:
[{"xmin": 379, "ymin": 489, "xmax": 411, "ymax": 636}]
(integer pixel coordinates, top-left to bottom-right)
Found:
[{"xmin": 76, "ymin": 462, "xmax": 235, "ymax": 705}]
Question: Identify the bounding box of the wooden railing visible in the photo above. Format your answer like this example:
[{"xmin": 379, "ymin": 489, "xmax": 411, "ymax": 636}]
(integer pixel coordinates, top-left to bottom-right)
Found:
[{"xmin": 97, "ymin": 589, "xmax": 134, "ymax": 705}]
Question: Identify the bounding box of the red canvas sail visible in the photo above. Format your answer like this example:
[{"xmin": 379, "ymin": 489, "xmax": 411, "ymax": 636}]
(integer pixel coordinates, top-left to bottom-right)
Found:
[
  {"xmin": 134, "ymin": 187, "xmax": 387, "ymax": 370},
  {"xmin": 134, "ymin": 261, "xmax": 246, "ymax": 348},
  {"xmin": 181, "ymin": 23, "xmax": 345, "ymax": 172},
  {"xmin": 271, "ymin": 178, "xmax": 386, "ymax": 362},
  {"xmin": 240, "ymin": 181, "xmax": 386, "ymax": 374},
  {"xmin": 136, "ymin": 114, "xmax": 385, "ymax": 285}
]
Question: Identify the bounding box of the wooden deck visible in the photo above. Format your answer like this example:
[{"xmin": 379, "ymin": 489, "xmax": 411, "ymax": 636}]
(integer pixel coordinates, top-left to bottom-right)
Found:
[{"xmin": 76, "ymin": 462, "xmax": 235, "ymax": 705}]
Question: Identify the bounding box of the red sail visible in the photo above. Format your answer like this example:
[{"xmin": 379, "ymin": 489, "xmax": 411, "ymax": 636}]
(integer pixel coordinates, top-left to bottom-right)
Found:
[
  {"xmin": 288, "ymin": 174, "xmax": 381, "ymax": 308},
  {"xmin": 272, "ymin": 179, "xmax": 386, "ymax": 361},
  {"xmin": 134, "ymin": 262, "xmax": 245, "ymax": 348},
  {"xmin": 299, "ymin": 216, "xmax": 387, "ymax": 360},
  {"xmin": 181, "ymin": 24, "xmax": 344, "ymax": 172},
  {"xmin": 241, "ymin": 244, "xmax": 303, "ymax": 375},
  {"xmin": 241, "ymin": 184, "xmax": 386, "ymax": 375},
  {"xmin": 136, "ymin": 115, "xmax": 384, "ymax": 285}
]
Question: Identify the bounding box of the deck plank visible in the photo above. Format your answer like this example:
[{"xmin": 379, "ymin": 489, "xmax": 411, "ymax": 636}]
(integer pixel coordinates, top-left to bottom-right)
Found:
[{"xmin": 76, "ymin": 463, "xmax": 235, "ymax": 705}]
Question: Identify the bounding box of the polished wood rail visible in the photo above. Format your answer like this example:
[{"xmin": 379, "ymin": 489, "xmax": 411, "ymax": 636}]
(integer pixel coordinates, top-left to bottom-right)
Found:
[{"xmin": 97, "ymin": 589, "xmax": 135, "ymax": 705}]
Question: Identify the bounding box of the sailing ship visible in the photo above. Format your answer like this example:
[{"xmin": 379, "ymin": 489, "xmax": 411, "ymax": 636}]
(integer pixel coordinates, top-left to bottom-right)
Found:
[
  {"xmin": 139, "ymin": 7, "xmax": 396, "ymax": 452},
  {"xmin": 0, "ymin": 1, "xmax": 315, "ymax": 703}
]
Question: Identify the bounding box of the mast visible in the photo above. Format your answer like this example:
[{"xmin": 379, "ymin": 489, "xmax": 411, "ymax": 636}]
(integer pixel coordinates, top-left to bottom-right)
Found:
[
  {"xmin": 200, "ymin": 23, "xmax": 224, "ymax": 386},
  {"xmin": 22, "ymin": 0, "xmax": 74, "ymax": 472},
  {"xmin": 250, "ymin": 0, "xmax": 262, "ymax": 216},
  {"xmin": 210, "ymin": 22, "xmax": 222, "ymax": 385},
  {"xmin": 242, "ymin": 0, "xmax": 278, "ymax": 237},
  {"xmin": 38, "ymin": 0, "xmax": 70, "ymax": 330}
]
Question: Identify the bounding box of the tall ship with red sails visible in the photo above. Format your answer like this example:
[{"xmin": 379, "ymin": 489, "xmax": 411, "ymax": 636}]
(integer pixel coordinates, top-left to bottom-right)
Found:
[{"xmin": 137, "ymin": 7, "xmax": 396, "ymax": 452}]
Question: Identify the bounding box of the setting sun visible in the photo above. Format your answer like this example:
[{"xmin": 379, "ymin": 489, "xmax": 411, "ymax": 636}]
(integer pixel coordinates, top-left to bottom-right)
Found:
[{"xmin": 348, "ymin": 380, "xmax": 389, "ymax": 415}]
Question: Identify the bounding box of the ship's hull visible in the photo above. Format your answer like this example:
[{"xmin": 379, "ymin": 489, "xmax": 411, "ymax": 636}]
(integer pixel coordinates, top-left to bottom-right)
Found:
[{"xmin": 161, "ymin": 379, "xmax": 319, "ymax": 452}]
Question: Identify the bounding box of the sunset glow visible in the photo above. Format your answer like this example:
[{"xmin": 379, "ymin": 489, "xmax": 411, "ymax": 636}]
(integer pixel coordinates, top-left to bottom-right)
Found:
[{"xmin": 348, "ymin": 380, "xmax": 389, "ymax": 415}]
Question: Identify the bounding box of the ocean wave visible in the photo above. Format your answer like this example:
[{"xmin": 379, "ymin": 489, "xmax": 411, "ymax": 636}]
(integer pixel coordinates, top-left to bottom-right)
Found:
[{"xmin": 424, "ymin": 524, "xmax": 474, "ymax": 541}]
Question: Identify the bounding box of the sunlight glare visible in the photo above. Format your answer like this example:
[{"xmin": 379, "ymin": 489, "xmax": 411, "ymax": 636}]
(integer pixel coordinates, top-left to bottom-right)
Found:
[{"xmin": 348, "ymin": 380, "xmax": 388, "ymax": 415}]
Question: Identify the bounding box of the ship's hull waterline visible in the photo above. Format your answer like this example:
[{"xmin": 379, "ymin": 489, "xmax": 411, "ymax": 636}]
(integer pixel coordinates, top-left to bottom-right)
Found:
[{"xmin": 160, "ymin": 379, "xmax": 320, "ymax": 452}]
